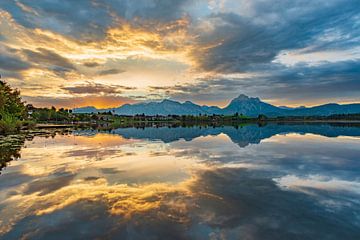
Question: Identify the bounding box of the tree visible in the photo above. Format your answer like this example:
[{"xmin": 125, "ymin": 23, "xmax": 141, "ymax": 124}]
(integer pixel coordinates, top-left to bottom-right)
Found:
[
  {"xmin": 0, "ymin": 80, "xmax": 26, "ymax": 120},
  {"xmin": 257, "ymin": 114, "xmax": 268, "ymax": 121},
  {"xmin": 0, "ymin": 79, "xmax": 27, "ymax": 133}
]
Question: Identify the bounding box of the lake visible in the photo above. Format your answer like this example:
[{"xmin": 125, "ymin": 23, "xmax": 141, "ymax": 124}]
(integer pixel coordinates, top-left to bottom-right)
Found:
[{"xmin": 0, "ymin": 123, "xmax": 359, "ymax": 239}]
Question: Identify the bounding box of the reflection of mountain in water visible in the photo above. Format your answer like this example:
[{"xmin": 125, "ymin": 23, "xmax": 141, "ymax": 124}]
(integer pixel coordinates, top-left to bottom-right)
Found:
[{"xmin": 106, "ymin": 124, "xmax": 360, "ymax": 148}]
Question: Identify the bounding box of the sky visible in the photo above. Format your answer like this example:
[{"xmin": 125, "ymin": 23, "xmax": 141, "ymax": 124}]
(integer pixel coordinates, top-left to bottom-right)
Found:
[{"xmin": 0, "ymin": 0, "xmax": 359, "ymax": 108}]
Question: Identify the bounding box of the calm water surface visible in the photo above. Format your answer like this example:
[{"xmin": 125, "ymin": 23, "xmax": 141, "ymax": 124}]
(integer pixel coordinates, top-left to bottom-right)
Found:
[{"xmin": 0, "ymin": 124, "xmax": 359, "ymax": 239}]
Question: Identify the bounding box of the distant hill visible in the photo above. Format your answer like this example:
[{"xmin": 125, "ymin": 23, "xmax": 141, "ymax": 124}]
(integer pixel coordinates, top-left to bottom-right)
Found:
[
  {"xmin": 284, "ymin": 103, "xmax": 360, "ymax": 116},
  {"xmin": 73, "ymin": 94, "xmax": 360, "ymax": 117}
]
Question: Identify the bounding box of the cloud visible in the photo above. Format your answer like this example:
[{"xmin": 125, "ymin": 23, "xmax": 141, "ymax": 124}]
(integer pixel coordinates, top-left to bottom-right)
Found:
[
  {"xmin": 21, "ymin": 48, "xmax": 75, "ymax": 71},
  {"xmin": 0, "ymin": 53, "xmax": 31, "ymax": 71},
  {"xmin": 0, "ymin": 0, "xmax": 359, "ymax": 107},
  {"xmin": 108, "ymin": 0, "xmax": 192, "ymax": 22},
  {"xmin": 61, "ymin": 82, "xmax": 136, "ymax": 95},
  {"xmin": 0, "ymin": 46, "xmax": 31, "ymax": 78},
  {"xmin": 22, "ymin": 94, "xmax": 137, "ymax": 109},
  {"xmin": 83, "ymin": 62, "xmax": 101, "ymax": 67},
  {"xmin": 0, "ymin": 0, "xmax": 191, "ymax": 40},
  {"xmin": 0, "ymin": 0, "xmax": 113, "ymax": 40},
  {"xmin": 98, "ymin": 68, "xmax": 125, "ymax": 76},
  {"xmin": 191, "ymin": 0, "xmax": 360, "ymax": 73},
  {"xmin": 152, "ymin": 60, "xmax": 360, "ymax": 105}
]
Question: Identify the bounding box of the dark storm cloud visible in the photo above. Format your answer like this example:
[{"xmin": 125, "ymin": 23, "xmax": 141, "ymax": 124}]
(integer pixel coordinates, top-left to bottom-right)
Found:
[
  {"xmin": 98, "ymin": 68, "xmax": 126, "ymax": 76},
  {"xmin": 61, "ymin": 82, "xmax": 135, "ymax": 95},
  {"xmin": 193, "ymin": 0, "xmax": 360, "ymax": 73}
]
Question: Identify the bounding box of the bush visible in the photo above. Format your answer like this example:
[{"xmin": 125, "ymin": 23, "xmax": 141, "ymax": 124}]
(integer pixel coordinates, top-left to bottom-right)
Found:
[{"xmin": 0, "ymin": 112, "xmax": 22, "ymax": 134}]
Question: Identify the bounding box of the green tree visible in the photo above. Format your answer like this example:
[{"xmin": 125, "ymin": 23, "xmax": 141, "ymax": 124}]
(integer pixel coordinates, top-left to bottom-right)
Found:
[
  {"xmin": 0, "ymin": 80, "xmax": 26, "ymax": 119},
  {"xmin": 0, "ymin": 80, "xmax": 27, "ymax": 133},
  {"xmin": 257, "ymin": 114, "xmax": 268, "ymax": 121}
]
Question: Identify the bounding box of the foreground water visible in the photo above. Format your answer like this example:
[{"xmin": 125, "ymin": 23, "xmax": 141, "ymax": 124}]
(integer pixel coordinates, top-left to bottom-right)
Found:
[{"xmin": 0, "ymin": 124, "xmax": 359, "ymax": 239}]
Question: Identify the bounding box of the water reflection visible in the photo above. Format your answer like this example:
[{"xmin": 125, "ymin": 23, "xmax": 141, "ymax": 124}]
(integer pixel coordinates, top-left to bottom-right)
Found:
[
  {"xmin": 0, "ymin": 135, "xmax": 28, "ymax": 173},
  {"xmin": 106, "ymin": 123, "xmax": 360, "ymax": 147},
  {"xmin": 0, "ymin": 124, "xmax": 359, "ymax": 239}
]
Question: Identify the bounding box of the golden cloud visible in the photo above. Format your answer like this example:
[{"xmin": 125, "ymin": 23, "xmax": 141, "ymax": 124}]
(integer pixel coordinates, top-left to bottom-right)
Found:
[
  {"xmin": 0, "ymin": 177, "xmax": 196, "ymax": 236},
  {"xmin": 0, "ymin": 9, "xmax": 210, "ymax": 107}
]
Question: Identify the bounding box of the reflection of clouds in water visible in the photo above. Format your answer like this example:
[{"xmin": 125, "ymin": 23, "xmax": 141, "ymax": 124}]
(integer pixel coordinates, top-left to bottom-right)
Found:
[
  {"xmin": 14, "ymin": 135, "xmax": 196, "ymax": 186},
  {"xmin": 187, "ymin": 168, "xmax": 360, "ymax": 239},
  {"xmin": 35, "ymin": 133, "xmax": 139, "ymax": 161},
  {"xmin": 2, "ymin": 167, "xmax": 360, "ymax": 239},
  {"xmin": 65, "ymin": 133, "xmax": 138, "ymax": 147},
  {"xmin": 274, "ymin": 174, "xmax": 360, "ymax": 213},
  {"xmin": 275, "ymin": 175, "xmax": 360, "ymax": 195},
  {"xmin": 63, "ymin": 148, "xmax": 136, "ymax": 161},
  {"xmin": 23, "ymin": 172, "xmax": 76, "ymax": 196},
  {"xmin": 0, "ymin": 177, "xmax": 195, "ymax": 238},
  {"xmin": 0, "ymin": 128, "xmax": 360, "ymax": 239},
  {"xmin": 171, "ymin": 134, "xmax": 360, "ymax": 181}
]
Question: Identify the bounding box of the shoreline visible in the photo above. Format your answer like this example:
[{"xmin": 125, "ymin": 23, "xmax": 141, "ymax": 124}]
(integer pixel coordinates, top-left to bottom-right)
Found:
[{"xmin": 33, "ymin": 119, "xmax": 360, "ymax": 129}]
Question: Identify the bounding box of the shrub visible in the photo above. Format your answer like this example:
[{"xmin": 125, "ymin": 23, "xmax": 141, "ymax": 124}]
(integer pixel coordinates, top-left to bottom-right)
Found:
[{"xmin": 0, "ymin": 112, "xmax": 22, "ymax": 134}]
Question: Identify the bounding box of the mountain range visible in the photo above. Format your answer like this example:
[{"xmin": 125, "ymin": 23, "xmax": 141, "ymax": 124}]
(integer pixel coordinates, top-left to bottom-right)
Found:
[{"xmin": 73, "ymin": 94, "xmax": 360, "ymax": 117}]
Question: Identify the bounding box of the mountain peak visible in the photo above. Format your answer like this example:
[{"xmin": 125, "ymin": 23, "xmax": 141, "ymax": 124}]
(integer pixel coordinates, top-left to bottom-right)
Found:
[
  {"xmin": 161, "ymin": 99, "xmax": 177, "ymax": 104},
  {"xmin": 231, "ymin": 94, "xmax": 260, "ymax": 103},
  {"xmin": 235, "ymin": 94, "xmax": 250, "ymax": 100},
  {"xmin": 184, "ymin": 100, "xmax": 195, "ymax": 105}
]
